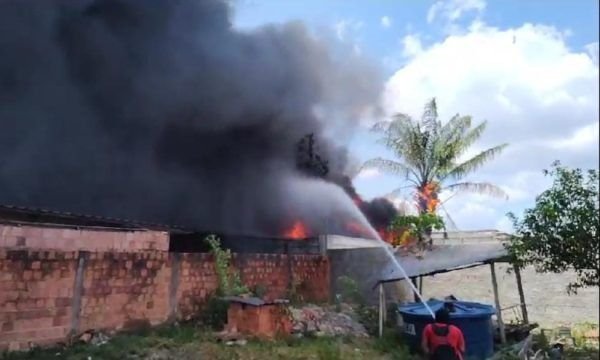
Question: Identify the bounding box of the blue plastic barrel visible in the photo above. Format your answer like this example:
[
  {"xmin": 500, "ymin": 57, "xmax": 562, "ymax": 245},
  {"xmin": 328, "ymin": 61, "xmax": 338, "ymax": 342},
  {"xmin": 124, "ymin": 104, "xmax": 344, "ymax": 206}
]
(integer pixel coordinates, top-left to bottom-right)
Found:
[{"xmin": 398, "ymin": 300, "xmax": 496, "ymax": 360}]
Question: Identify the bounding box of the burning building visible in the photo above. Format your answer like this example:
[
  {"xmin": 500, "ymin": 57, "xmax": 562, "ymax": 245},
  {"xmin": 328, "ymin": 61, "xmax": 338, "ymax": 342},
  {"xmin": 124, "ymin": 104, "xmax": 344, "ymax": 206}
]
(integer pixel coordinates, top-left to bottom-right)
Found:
[{"xmin": 0, "ymin": 0, "xmax": 397, "ymax": 240}]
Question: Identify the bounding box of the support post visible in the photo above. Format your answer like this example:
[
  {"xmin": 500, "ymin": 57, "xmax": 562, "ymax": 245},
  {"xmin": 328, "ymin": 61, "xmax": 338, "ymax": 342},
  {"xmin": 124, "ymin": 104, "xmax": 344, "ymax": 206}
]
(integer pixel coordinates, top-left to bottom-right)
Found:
[
  {"xmin": 490, "ymin": 262, "xmax": 506, "ymax": 344},
  {"xmin": 382, "ymin": 284, "xmax": 387, "ymax": 324},
  {"xmin": 285, "ymin": 242, "xmax": 293, "ymax": 293},
  {"xmin": 411, "ymin": 277, "xmax": 419, "ymax": 302},
  {"xmin": 378, "ymin": 282, "xmax": 384, "ymax": 338},
  {"xmin": 70, "ymin": 251, "xmax": 88, "ymax": 336},
  {"xmin": 168, "ymin": 252, "xmax": 182, "ymax": 322},
  {"xmin": 514, "ymin": 266, "xmax": 529, "ymax": 324},
  {"xmin": 418, "ymin": 276, "xmax": 424, "ymax": 294}
]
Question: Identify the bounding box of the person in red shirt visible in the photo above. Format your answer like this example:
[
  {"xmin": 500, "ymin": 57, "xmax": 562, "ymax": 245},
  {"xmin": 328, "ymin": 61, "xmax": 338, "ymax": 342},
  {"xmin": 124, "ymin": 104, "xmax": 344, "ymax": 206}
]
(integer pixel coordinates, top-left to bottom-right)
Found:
[{"xmin": 421, "ymin": 307, "xmax": 466, "ymax": 360}]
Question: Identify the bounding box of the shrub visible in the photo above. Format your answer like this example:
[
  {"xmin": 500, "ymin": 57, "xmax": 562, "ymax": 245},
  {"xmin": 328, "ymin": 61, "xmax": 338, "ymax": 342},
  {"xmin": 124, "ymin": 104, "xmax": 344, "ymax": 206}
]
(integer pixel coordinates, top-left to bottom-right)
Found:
[
  {"xmin": 205, "ymin": 234, "xmax": 249, "ymax": 297},
  {"xmin": 336, "ymin": 276, "xmax": 363, "ymax": 305},
  {"xmin": 198, "ymin": 295, "xmax": 229, "ymax": 331}
]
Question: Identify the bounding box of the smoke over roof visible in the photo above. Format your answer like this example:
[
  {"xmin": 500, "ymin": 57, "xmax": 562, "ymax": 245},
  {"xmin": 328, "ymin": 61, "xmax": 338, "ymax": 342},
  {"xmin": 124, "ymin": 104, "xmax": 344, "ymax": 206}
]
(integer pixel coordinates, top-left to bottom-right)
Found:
[{"xmin": 0, "ymin": 0, "xmax": 384, "ymax": 236}]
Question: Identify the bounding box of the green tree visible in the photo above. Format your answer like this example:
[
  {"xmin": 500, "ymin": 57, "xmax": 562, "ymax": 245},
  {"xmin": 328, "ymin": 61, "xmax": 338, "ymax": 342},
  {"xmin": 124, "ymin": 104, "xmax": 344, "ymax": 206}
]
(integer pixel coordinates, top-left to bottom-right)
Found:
[
  {"xmin": 390, "ymin": 213, "xmax": 445, "ymax": 247},
  {"xmin": 507, "ymin": 162, "xmax": 599, "ymax": 293},
  {"xmin": 363, "ymin": 98, "xmax": 508, "ymax": 215}
]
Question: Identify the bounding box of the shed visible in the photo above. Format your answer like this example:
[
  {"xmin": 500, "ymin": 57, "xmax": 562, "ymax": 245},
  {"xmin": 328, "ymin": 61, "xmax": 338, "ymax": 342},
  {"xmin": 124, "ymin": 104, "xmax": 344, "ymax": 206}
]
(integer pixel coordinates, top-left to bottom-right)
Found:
[{"xmin": 373, "ymin": 232, "xmax": 528, "ymax": 344}]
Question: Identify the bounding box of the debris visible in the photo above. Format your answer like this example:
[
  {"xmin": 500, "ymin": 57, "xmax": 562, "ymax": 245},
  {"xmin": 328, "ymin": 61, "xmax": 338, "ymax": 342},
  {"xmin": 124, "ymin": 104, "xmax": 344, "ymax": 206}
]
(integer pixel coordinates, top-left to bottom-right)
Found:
[
  {"xmin": 225, "ymin": 339, "xmax": 247, "ymax": 346},
  {"xmin": 79, "ymin": 332, "xmax": 93, "ymax": 344},
  {"xmin": 90, "ymin": 332, "xmax": 110, "ymax": 346},
  {"xmin": 77, "ymin": 330, "xmax": 110, "ymax": 346},
  {"xmin": 289, "ymin": 304, "xmax": 369, "ymax": 338}
]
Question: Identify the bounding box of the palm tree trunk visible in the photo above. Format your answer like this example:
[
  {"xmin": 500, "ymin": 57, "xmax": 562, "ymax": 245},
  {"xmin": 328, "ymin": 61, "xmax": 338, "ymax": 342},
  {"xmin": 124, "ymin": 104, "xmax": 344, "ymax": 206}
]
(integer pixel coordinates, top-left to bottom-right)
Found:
[{"xmin": 416, "ymin": 184, "xmax": 438, "ymax": 250}]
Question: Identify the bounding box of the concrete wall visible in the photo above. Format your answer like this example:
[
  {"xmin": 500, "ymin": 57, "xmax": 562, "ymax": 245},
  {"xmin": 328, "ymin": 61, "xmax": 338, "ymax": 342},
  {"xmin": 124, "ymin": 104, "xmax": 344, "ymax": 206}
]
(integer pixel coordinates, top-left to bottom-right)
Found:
[
  {"xmin": 0, "ymin": 224, "xmax": 168, "ymax": 252},
  {"xmin": 328, "ymin": 248, "xmax": 412, "ymax": 305}
]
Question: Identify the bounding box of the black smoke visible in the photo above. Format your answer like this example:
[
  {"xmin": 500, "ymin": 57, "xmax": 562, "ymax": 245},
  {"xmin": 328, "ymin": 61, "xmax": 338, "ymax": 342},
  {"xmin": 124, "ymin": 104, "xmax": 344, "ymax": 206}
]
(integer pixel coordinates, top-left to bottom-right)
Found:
[
  {"xmin": 0, "ymin": 0, "xmax": 382, "ymax": 236},
  {"xmin": 331, "ymin": 175, "xmax": 398, "ymax": 232}
]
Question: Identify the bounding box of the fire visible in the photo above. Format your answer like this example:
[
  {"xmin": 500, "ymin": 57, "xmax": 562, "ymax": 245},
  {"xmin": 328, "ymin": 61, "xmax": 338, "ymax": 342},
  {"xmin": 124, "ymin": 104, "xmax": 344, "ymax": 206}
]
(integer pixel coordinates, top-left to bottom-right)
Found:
[
  {"xmin": 377, "ymin": 227, "xmax": 413, "ymax": 247},
  {"xmin": 283, "ymin": 221, "xmax": 309, "ymax": 239},
  {"xmin": 416, "ymin": 182, "xmax": 440, "ymax": 213}
]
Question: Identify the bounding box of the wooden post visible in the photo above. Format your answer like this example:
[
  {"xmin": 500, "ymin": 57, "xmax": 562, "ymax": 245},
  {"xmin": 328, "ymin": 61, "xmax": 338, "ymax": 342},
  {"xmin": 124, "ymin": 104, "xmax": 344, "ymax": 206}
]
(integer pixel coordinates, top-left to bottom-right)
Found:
[
  {"xmin": 411, "ymin": 278, "xmax": 419, "ymax": 302},
  {"xmin": 378, "ymin": 282, "xmax": 384, "ymax": 338},
  {"xmin": 490, "ymin": 262, "xmax": 506, "ymax": 344},
  {"xmin": 514, "ymin": 266, "xmax": 529, "ymax": 324}
]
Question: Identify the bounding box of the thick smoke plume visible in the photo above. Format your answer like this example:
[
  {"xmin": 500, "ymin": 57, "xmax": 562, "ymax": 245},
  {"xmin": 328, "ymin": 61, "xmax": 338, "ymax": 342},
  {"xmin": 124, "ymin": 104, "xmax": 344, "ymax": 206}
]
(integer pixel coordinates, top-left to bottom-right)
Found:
[{"xmin": 0, "ymin": 0, "xmax": 385, "ymax": 236}]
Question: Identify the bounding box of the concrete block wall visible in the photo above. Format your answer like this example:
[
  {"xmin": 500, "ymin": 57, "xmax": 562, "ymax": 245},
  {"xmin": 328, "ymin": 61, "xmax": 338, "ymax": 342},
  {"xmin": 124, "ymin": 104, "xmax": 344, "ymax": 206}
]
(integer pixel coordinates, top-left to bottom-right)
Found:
[
  {"xmin": 0, "ymin": 250, "xmax": 78, "ymax": 350},
  {"xmin": 79, "ymin": 252, "xmax": 173, "ymax": 331},
  {"xmin": 0, "ymin": 224, "xmax": 168, "ymax": 252},
  {"xmin": 0, "ymin": 248, "xmax": 330, "ymax": 351}
]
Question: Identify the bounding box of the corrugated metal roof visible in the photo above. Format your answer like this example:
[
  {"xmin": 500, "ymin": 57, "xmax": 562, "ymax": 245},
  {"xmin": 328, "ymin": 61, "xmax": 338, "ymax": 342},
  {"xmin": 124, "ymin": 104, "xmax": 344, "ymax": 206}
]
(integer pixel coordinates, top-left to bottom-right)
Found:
[
  {"xmin": 377, "ymin": 242, "xmax": 510, "ymax": 283},
  {"xmin": 0, "ymin": 204, "xmax": 191, "ymax": 232}
]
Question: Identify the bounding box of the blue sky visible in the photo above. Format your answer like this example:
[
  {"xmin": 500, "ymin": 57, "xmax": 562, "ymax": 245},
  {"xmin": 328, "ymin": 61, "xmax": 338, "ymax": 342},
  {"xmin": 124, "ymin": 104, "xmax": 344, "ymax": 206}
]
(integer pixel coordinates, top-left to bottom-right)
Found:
[{"xmin": 232, "ymin": 0, "xmax": 599, "ymax": 232}]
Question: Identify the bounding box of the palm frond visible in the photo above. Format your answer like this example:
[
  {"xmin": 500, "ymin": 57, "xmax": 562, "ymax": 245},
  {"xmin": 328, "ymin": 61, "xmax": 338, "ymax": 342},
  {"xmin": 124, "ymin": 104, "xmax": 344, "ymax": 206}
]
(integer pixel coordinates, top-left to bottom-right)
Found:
[
  {"xmin": 361, "ymin": 158, "xmax": 415, "ymax": 178},
  {"xmin": 443, "ymin": 143, "xmax": 508, "ymax": 181},
  {"xmin": 421, "ymin": 98, "xmax": 439, "ymax": 134},
  {"xmin": 456, "ymin": 121, "xmax": 488, "ymax": 156},
  {"xmin": 443, "ymin": 181, "xmax": 509, "ymax": 199},
  {"xmin": 386, "ymin": 184, "xmax": 419, "ymax": 197},
  {"xmin": 439, "ymin": 203, "xmax": 459, "ymax": 230}
]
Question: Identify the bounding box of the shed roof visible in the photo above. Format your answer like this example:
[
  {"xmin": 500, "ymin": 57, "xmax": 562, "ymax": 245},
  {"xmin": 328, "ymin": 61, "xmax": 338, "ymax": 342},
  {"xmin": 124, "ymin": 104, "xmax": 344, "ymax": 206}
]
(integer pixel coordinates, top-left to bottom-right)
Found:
[{"xmin": 377, "ymin": 241, "xmax": 510, "ymax": 284}]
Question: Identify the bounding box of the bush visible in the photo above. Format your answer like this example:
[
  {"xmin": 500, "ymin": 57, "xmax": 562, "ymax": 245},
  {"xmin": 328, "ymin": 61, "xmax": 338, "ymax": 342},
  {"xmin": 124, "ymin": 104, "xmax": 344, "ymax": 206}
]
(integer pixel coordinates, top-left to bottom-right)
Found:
[
  {"xmin": 205, "ymin": 234, "xmax": 249, "ymax": 297},
  {"xmin": 356, "ymin": 305, "xmax": 379, "ymax": 337},
  {"xmin": 336, "ymin": 276, "xmax": 363, "ymax": 304},
  {"xmin": 198, "ymin": 295, "xmax": 229, "ymax": 331}
]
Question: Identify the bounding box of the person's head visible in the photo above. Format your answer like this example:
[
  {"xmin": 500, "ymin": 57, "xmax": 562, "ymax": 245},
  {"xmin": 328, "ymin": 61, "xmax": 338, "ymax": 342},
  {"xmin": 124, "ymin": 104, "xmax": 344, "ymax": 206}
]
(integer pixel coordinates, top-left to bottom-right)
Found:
[{"xmin": 435, "ymin": 307, "xmax": 450, "ymax": 324}]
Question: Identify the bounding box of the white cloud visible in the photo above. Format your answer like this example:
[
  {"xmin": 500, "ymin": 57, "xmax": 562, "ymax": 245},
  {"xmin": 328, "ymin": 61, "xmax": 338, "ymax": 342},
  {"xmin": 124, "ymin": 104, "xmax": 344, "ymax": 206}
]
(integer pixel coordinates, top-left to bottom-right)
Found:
[
  {"xmin": 586, "ymin": 42, "xmax": 599, "ymax": 65},
  {"xmin": 333, "ymin": 19, "xmax": 364, "ymax": 42},
  {"xmin": 355, "ymin": 168, "xmax": 382, "ymax": 180},
  {"xmin": 383, "ymin": 21, "xmax": 599, "ymax": 231},
  {"xmin": 427, "ymin": 0, "xmax": 486, "ymax": 24},
  {"xmin": 546, "ymin": 122, "xmax": 599, "ymax": 150},
  {"xmin": 380, "ymin": 16, "xmax": 392, "ymax": 29},
  {"xmin": 401, "ymin": 34, "xmax": 423, "ymax": 58},
  {"xmin": 495, "ymin": 216, "xmax": 514, "ymax": 234}
]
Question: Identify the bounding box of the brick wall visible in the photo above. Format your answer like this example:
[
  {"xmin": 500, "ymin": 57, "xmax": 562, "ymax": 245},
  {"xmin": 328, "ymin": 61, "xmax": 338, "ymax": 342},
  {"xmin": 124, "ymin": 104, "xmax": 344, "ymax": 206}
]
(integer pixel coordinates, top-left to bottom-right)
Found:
[
  {"xmin": 0, "ymin": 250, "xmax": 78, "ymax": 350},
  {"xmin": 175, "ymin": 253, "xmax": 330, "ymax": 319},
  {"xmin": 0, "ymin": 249, "xmax": 329, "ymax": 351},
  {"xmin": 0, "ymin": 224, "xmax": 169, "ymax": 252}
]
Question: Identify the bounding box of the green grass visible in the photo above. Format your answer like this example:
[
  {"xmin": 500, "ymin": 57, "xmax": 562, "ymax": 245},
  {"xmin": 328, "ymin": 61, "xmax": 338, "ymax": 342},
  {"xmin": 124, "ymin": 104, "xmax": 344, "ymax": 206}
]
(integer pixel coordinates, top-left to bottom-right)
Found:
[{"xmin": 0, "ymin": 324, "xmax": 418, "ymax": 360}]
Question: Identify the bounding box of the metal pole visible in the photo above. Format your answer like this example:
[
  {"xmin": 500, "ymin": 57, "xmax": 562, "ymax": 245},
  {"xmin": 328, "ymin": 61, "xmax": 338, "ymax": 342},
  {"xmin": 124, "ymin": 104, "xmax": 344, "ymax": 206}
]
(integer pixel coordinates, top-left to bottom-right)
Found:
[
  {"xmin": 379, "ymin": 283, "xmax": 384, "ymax": 338},
  {"xmin": 490, "ymin": 262, "xmax": 506, "ymax": 344}
]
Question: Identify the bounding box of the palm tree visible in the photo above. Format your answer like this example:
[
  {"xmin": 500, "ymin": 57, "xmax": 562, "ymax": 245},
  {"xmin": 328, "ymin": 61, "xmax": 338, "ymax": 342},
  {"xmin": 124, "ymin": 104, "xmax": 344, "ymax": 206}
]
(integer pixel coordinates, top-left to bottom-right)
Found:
[{"xmin": 363, "ymin": 98, "xmax": 508, "ymax": 218}]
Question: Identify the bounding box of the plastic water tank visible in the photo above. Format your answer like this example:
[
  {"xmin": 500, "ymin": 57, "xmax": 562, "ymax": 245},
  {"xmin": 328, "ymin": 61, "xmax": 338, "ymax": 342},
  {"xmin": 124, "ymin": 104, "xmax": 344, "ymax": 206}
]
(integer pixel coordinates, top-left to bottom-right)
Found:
[{"xmin": 398, "ymin": 300, "xmax": 496, "ymax": 359}]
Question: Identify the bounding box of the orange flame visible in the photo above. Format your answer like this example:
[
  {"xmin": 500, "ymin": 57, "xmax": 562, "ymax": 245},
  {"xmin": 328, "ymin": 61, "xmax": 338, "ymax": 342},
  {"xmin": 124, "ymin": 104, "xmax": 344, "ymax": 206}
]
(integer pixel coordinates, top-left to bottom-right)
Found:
[
  {"xmin": 416, "ymin": 182, "xmax": 440, "ymax": 213},
  {"xmin": 377, "ymin": 228, "xmax": 394, "ymax": 244},
  {"xmin": 378, "ymin": 227, "xmax": 414, "ymax": 247},
  {"xmin": 283, "ymin": 221, "xmax": 309, "ymax": 239}
]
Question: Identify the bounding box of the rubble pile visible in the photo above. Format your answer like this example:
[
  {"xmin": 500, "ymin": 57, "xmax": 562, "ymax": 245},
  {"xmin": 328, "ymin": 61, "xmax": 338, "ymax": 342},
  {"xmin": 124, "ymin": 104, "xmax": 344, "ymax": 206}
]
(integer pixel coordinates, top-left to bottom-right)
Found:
[{"xmin": 289, "ymin": 304, "xmax": 369, "ymax": 338}]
